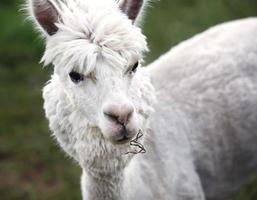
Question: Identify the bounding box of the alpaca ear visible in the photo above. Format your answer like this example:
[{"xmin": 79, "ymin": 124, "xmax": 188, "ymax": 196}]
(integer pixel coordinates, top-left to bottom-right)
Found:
[
  {"xmin": 118, "ymin": 0, "xmax": 144, "ymax": 23},
  {"xmin": 30, "ymin": 0, "xmax": 59, "ymax": 35}
]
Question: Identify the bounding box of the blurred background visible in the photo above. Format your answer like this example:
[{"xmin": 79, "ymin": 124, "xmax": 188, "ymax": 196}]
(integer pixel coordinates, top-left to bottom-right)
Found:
[{"xmin": 0, "ymin": 0, "xmax": 257, "ymax": 199}]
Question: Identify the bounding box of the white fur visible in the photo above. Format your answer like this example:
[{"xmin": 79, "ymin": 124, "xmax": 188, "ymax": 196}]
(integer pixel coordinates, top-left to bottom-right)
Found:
[
  {"xmin": 147, "ymin": 18, "xmax": 257, "ymax": 200},
  {"xmin": 28, "ymin": 0, "xmax": 257, "ymax": 199}
]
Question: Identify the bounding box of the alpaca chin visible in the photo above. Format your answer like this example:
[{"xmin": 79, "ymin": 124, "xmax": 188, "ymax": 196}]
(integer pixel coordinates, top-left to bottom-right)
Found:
[{"xmin": 75, "ymin": 127, "xmax": 136, "ymax": 172}]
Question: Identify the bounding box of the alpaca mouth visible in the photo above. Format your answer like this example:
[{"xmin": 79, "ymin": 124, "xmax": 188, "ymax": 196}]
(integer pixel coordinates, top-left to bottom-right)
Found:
[
  {"xmin": 111, "ymin": 128, "xmax": 136, "ymax": 145},
  {"xmin": 115, "ymin": 135, "xmax": 131, "ymax": 145}
]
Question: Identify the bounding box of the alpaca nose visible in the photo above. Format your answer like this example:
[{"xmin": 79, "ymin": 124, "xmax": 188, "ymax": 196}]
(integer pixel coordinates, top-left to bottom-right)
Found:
[{"xmin": 103, "ymin": 104, "xmax": 134, "ymax": 125}]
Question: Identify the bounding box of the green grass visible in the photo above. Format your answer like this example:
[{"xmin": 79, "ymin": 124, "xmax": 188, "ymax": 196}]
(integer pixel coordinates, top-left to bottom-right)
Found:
[{"xmin": 0, "ymin": 0, "xmax": 257, "ymax": 199}]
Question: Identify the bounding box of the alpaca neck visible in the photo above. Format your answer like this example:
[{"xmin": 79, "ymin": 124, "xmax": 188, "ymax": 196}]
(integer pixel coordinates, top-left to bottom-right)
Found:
[{"xmin": 82, "ymin": 169, "xmax": 125, "ymax": 200}]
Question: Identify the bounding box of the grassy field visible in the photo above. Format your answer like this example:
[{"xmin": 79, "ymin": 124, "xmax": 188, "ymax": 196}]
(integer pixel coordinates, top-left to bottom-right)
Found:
[{"xmin": 0, "ymin": 0, "xmax": 257, "ymax": 199}]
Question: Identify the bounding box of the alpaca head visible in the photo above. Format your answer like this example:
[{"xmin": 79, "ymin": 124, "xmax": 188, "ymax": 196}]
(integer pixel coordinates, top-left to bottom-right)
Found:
[{"xmin": 29, "ymin": 0, "xmax": 155, "ymax": 169}]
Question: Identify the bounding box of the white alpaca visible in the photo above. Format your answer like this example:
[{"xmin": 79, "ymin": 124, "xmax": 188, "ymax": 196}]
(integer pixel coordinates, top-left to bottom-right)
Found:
[{"xmin": 28, "ymin": 0, "xmax": 257, "ymax": 199}]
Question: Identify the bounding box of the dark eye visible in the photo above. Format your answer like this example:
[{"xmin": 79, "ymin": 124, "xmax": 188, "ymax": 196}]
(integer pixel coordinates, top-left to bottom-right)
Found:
[
  {"xmin": 69, "ymin": 71, "xmax": 84, "ymax": 83},
  {"xmin": 131, "ymin": 62, "xmax": 139, "ymax": 73}
]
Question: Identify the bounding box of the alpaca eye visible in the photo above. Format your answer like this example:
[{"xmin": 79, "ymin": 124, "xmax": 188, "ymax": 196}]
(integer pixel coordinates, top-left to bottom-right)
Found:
[
  {"xmin": 131, "ymin": 62, "xmax": 139, "ymax": 73},
  {"xmin": 69, "ymin": 71, "xmax": 84, "ymax": 83}
]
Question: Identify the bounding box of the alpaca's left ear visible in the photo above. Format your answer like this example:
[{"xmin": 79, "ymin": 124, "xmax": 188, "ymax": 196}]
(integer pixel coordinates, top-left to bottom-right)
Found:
[
  {"xmin": 118, "ymin": 0, "xmax": 144, "ymax": 23},
  {"xmin": 29, "ymin": 0, "xmax": 60, "ymax": 36}
]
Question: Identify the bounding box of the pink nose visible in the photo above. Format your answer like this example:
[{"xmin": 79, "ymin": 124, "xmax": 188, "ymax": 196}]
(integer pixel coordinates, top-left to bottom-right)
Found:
[{"xmin": 103, "ymin": 104, "xmax": 134, "ymax": 125}]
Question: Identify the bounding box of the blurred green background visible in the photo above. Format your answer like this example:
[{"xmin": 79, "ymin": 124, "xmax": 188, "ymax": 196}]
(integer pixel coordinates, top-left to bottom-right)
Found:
[{"xmin": 0, "ymin": 0, "xmax": 257, "ymax": 199}]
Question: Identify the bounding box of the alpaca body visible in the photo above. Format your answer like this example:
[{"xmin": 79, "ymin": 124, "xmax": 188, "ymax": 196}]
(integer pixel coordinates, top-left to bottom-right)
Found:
[{"xmin": 146, "ymin": 18, "xmax": 257, "ymax": 200}]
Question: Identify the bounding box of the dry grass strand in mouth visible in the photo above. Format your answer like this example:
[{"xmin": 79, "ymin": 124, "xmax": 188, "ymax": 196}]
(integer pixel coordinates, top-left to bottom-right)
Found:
[{"xmin": 125, "ymin": 129, "xmax": 146, "ymax": 155}]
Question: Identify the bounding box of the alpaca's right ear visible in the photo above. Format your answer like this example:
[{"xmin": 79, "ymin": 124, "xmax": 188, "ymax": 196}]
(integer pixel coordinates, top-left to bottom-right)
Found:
[{"xmin": 29, "ymin": 0, "xmax": 59, "ymax": 35}]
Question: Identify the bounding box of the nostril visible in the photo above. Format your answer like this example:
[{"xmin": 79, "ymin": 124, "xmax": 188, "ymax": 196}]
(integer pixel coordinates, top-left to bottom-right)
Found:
[
  {"xmin": 104, "ymin": 112, "xmax": 119, "ymax": 122},
  {"xmin": 126, "ymin": 109, "xmax": 134, "ymax": 120}
]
